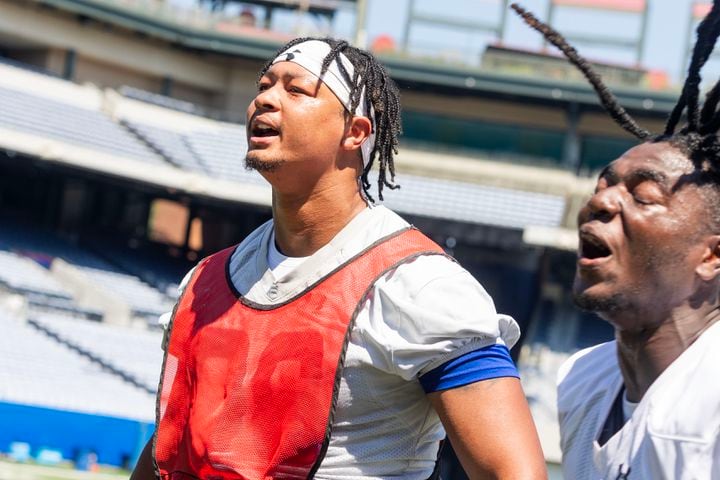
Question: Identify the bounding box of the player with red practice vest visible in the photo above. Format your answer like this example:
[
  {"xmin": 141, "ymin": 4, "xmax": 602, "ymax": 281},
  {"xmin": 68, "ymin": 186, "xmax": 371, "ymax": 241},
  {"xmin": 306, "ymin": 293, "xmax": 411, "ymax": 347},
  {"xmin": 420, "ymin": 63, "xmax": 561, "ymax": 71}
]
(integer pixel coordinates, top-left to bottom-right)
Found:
[{"xmin": 131, "ymin": 37, "xmax": 547, "ymax": 480}]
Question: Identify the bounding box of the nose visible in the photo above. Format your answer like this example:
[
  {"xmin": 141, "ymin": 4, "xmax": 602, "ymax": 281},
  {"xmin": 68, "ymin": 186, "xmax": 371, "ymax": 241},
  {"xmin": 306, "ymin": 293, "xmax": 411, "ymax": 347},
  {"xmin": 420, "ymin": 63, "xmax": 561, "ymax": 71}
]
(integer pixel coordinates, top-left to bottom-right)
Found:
[
  {"xmin": 253, "ymin": 85, "xmax": 280, "ymax": 112},
  {"xmin": 580, "ymin": 186, "xmax": 621, "ymax": 224}
]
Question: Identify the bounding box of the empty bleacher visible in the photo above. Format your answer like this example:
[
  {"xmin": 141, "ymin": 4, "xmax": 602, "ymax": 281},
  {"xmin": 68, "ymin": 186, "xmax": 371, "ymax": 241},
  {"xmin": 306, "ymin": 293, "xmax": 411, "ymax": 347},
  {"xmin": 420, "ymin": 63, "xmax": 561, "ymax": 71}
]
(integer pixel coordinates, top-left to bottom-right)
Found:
[
  {"xmin": 384, "ymin": 174, "xmax": 565, "ymax": 230},
  {"xmin": 0, "ymin": 85, "xmax": 163, "ymax": 164},
  {"xmin": 185, "ymin": 126, "xmax": 266, "ymax": 185},
  {"xmin": 31, "ymin": 312, "xmax": 163, "ymax": 393},
  {"xmin": 121, "ymin": 120, "xmax": 209, "ymax": 174},
  {"xmin": 0, "ymin": 219, "xmax": 175, "ymax": 322},
  {"xmin": 0, "ymin": 313, "xmax": 155, "ymax": 421},
  {"xmin": 0, "ymin": 57, "xmax": 568, "ymax": 232},
  {"xmin": 124, "ymin": 118, "xmax": 268, "ymax": 186},
  {"xmin": 77, "ymin": 266, "xmax": 175, "ymax": 320},
  {"xmin": 84, "ymin": 239, "xmax": 189, "ymax": 296},
  {"xmin": 121, "ymin": 116, "xmax": 565, "ymax": 229},
  {"xmin": 0, "ymin": 250, "xmax": 72, "ymax": 301}
]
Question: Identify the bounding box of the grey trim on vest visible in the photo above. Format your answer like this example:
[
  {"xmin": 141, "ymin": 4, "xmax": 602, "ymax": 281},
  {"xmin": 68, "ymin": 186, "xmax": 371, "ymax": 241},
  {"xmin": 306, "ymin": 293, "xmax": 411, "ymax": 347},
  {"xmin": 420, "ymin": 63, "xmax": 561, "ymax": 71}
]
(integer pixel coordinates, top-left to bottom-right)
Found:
[
  {"xmin": 225, "ymin": 226, "xmax": 422, "ymax": 311},
  {"xmin": 309, "ymin": 250, "xmax": 452, "ymax": 479}
]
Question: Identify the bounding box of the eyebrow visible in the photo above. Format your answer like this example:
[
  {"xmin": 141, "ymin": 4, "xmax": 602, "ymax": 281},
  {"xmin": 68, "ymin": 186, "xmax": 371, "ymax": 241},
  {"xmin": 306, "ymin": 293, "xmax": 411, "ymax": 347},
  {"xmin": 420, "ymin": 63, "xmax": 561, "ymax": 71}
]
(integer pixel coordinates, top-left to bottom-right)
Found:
[
  {"xmin": 599, "ymin": 165, "xmax": 670, "ymax": 191},
  {"xmin": 263, "ymin": 69, "xmax": 317, "ymax": 84}
]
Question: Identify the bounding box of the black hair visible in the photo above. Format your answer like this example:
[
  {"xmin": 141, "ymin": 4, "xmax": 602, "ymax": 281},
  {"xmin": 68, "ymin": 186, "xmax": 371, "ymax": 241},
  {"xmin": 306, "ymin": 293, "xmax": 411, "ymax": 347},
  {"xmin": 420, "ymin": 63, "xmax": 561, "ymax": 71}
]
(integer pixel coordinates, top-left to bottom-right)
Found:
[{"xmin": 257, "ymin": 37, "xmax": 402, "ymax": 202}]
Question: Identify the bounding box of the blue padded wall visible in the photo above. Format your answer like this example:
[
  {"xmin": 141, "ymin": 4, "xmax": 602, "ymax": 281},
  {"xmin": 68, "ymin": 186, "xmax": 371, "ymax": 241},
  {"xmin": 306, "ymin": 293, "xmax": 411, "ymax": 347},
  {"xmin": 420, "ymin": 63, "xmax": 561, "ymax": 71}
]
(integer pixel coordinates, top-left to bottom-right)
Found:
[{"xmin": 0, "ymin": 402, "xmax": 153, "ymax": 467}]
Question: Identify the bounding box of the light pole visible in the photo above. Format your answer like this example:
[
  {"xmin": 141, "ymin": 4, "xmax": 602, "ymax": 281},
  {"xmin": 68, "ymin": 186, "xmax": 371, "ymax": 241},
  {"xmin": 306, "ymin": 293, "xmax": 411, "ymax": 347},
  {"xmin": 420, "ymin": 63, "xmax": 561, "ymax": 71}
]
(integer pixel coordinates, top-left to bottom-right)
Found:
[{"xmin": 354, "ymin": 0, "xmax": 369, "ymax": 48}]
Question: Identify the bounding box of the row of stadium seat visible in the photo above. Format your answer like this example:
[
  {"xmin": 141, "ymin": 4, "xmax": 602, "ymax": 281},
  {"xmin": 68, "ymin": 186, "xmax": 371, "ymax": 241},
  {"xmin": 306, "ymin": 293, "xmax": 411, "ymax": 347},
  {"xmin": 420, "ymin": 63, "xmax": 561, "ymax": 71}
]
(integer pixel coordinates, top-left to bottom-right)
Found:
[
  {"xmin": 0, "ymin": 250, "xmax": 72, "ymax": 301},
  {"xmin": 0, "ymin": 85, "xmax": 161, "ymax": 164},
  {"xmin": 123, "ymin": 119, "xmax": 269, "ymax": 185},
  {"xmin": 0, "ymin": 312, "xmax": 156, "ymax": 421},
  {"xmin": 0, "ymin": 58, "xmax": 567, "ymax": 232},
  {"xmin": 123, "ymin": 117, "xmax": 565, "ymax": 229},
  {"xmin": 0, "ymin": 221, "xmax": 168, "ymax": 422},
  {"xmin": 0, "ymin": 220, "xmax": 176, "ymax": 320},
  {"xmin": 30, "ymin": 313, "xmax": 163, "ymax": 393}
]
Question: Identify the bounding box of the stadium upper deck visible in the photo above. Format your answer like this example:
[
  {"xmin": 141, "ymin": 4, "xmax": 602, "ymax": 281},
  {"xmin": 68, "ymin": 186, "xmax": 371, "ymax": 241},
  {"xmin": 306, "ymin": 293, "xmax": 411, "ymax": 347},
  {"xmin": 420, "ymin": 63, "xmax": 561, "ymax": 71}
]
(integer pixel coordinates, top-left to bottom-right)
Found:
[
  {"xmin": 0, "ymin": 57, "xmax": 569, "ymax": 235},
  {"xmin": 0, "ymin": 0, "xmax": 674, "ymax": 183}
]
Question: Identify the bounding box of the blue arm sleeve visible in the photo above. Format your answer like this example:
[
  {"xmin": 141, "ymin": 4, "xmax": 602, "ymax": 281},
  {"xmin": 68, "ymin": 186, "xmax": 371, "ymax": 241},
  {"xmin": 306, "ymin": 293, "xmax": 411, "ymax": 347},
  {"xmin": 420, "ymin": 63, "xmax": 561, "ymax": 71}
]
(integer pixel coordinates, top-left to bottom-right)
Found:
[{"xmin": 419, "ymin": 344, "xmax": 519, "ymax": 393}]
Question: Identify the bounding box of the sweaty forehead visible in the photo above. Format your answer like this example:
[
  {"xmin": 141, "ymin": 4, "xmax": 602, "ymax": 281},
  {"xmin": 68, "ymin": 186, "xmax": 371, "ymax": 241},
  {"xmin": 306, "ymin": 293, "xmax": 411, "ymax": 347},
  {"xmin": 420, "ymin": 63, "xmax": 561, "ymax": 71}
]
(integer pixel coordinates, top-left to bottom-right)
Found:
[{"xmin": 603, "ymin": 142, "xmax": 694, "ymax": 182}]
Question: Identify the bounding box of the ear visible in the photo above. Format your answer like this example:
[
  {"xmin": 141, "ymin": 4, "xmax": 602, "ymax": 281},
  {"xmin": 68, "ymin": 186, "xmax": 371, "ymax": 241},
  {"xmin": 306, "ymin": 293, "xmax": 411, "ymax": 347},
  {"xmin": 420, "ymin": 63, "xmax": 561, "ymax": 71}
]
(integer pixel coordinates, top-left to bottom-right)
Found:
[
  {"xmin": 341, "ymin": 116, "xmax": 372, "ymax": 152},
  {"xmin": 696, "ymin": 235, "xmax": 720, "ymax": 282}
]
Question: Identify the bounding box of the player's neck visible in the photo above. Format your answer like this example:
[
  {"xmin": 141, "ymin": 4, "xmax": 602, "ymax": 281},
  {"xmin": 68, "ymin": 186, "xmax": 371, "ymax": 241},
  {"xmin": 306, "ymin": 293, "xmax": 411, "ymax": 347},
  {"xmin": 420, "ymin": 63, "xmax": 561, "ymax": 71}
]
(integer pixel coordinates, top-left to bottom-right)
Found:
[
  {"xmin": 616, "ymin": 304, "xmax": 720, "ymax": 402},
  {"xmin": 271, "ymin": 177, "xmax": 367, "ymax": 258}
]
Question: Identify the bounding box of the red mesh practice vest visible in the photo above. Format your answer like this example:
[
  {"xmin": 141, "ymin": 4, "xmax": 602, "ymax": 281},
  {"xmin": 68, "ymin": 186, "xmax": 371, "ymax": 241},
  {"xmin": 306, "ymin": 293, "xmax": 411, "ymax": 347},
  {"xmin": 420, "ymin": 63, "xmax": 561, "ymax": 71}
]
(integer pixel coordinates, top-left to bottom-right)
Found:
[{"xmin": 154, "ymin": 227, "xmax": 444, "ymax": 480}]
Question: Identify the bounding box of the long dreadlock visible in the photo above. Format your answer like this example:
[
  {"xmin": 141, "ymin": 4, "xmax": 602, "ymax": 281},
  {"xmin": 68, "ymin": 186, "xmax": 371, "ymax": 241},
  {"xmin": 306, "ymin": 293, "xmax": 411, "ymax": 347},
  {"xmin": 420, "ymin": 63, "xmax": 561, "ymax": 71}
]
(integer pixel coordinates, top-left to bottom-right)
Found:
[
  {"xmin": 257, "ymin": 37, "xmax": 402, "ymax": 202},
  {"xmin": 511, "ymin": 1, "xmax": 720, "ymax": 229},
  {"xmin": 512, "ymin": 0, "xmax": 720, "ymax": 221},
  {"xmin": 510, "ymin": 4, "xmax": 650, "ymax": 140}
]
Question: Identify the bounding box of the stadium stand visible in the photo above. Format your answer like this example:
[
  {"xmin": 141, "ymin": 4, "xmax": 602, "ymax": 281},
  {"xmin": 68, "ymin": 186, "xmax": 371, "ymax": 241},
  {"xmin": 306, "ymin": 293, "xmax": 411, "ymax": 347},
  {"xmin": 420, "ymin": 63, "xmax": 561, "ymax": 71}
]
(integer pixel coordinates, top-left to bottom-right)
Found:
[
  {"xmin": 0, "ymin": 219, "xmax": 175, "ymax": 321},
  {"xmin": 122, "ymin": 118, "xmax": 566, "ymax": 228},
  {"xmin": 0, "ymin": 311, "xmax": 155, "ymax": 466},
  {"xmin": 114, "ymin": 89, "xmax": 568, "ymax": 229},
  {"xmin": 383, "ymin": 174, "xmax": 565, "ymax": 230},
  {"xmin": 0, "ymin": 250, "xmax": 73, "ymax": 301},
  {"xmin": 30, "ymin": 312, "xmax": 163, "ymax": 393},
  {"xmin": 0, "ymin": 85, "xmax": 162, "ymax": 164},
  {"xmin": 73, "ymin": 266, "xmax": 174, "ymax": 320},
  {"xmin": 185, "ymin": 126, "xmax": 267, "ymax": 185},
  {"xmin": 84, "ymin": 238, "xmax": 189, "ymax": 295},
  {"xmin": 0, "ymin": 313, "xmax": 155, "ymax": 421},
  {"xmin": 0, "ymin": 56, "xmax": 569, "ymax": 233},
  {"xmin": 121, "ymin": 119, "xmax": 210, "ymax": 174}
]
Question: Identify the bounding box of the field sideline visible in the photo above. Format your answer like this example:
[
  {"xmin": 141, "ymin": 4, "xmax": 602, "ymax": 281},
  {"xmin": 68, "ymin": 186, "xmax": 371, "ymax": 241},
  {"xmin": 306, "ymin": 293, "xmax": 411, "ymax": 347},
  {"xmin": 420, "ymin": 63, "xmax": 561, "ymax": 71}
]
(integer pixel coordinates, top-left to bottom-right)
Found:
[{"xmin": 0, "ymin": 460, "xmax": 128, "ymax": 480}]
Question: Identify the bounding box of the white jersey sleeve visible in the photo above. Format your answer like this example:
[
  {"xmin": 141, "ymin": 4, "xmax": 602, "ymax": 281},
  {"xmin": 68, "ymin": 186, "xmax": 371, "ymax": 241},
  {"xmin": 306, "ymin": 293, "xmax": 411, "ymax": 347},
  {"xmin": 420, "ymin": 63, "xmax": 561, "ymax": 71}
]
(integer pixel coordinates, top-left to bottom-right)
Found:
[{"xmin": 356, "ymin": 254, "xmax": 520, "ymax": 381}]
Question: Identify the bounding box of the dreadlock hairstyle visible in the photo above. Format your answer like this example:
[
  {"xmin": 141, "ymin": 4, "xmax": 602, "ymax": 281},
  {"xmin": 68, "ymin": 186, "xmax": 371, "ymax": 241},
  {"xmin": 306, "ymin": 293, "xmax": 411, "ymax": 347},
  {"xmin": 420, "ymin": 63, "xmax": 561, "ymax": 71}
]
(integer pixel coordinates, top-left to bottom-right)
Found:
[
  {"xmin": 257, "ymin": 37, "xmax": 402, "ymax": 202},
  {"xmin": 511, "ymin": 1, "xmax": 720, "ymax": 229},
  {"xmin": 510, "ymin": 3, "xmax": 650, "ymax": 140}
]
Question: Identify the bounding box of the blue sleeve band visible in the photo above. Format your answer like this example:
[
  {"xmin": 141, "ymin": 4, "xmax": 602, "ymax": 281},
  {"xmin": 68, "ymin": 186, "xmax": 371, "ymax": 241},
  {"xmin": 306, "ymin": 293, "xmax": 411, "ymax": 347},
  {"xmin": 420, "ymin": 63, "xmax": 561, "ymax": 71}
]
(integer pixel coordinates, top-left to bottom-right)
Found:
[{"xmin": 419, "ymin": 344, "xmax": 519, "ymax": 393}]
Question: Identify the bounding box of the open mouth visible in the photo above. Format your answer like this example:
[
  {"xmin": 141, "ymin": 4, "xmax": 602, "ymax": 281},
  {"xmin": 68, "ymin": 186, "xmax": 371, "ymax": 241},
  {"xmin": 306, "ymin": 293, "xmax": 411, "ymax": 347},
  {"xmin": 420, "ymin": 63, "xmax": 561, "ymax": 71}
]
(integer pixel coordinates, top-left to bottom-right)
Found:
[
  {"xmin": 579, "ymin": 232, "xmax": 612, "ymax": 261},
  {"xmin": 251, "ymin": 123, "xmax": 279, "ymax": 138}
]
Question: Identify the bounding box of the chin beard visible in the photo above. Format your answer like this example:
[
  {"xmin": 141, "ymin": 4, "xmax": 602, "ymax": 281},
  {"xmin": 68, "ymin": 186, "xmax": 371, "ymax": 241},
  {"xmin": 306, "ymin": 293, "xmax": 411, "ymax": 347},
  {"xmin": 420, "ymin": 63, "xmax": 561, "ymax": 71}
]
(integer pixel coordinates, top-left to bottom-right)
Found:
[
  {"xmin": 245, "ymin": 153, "xmax": 284, "ymax": 173},
  {"xmin": 573, "ymin": 291, "xmax": 628, "ymax": 314}
]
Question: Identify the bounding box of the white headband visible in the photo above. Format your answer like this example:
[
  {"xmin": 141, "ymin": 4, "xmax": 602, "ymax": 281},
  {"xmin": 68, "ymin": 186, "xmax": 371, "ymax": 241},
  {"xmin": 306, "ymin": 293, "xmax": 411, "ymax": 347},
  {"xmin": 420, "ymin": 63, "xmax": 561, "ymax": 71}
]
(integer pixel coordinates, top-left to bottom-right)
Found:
[{"xmin": 272, "ymin": 40, "xmax": 376, "ymax": 167}]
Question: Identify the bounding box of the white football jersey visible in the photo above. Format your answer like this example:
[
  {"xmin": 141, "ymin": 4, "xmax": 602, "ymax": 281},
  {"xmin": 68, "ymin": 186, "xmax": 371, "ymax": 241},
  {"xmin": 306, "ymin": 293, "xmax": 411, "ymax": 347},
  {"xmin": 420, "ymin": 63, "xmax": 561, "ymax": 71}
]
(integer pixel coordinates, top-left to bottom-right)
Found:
[
  {"xmin": 163, "ymin": 205, "xmax": 520, "ymax": 479},
  {"xmin": 557, "ymin": 321, "xmax": 720, "ymax": 480}
]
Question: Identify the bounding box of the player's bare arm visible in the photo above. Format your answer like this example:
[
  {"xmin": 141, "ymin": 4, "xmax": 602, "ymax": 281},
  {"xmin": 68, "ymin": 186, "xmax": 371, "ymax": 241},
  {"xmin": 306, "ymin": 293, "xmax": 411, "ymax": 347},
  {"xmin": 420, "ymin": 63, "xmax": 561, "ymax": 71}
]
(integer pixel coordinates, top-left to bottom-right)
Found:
[
  {"xmin": 429, "ymin": 377, "xmax": 547, "ymax": 480},
  {"xmin": 129, "ymin": 438, "xmax": 154, "ymax": 480}
]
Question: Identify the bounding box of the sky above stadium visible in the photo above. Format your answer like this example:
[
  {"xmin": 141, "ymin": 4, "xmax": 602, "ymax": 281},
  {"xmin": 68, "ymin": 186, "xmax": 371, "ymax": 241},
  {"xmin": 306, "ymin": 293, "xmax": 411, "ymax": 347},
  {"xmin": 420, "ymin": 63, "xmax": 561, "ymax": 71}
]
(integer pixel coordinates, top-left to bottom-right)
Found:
[
  {"xmin": 360, "ymin": 0, "xmax": 707, "ymax": 85},
  {"xmin": 176, "ymin": 0, "xmax": 712, "ymax": 86}
]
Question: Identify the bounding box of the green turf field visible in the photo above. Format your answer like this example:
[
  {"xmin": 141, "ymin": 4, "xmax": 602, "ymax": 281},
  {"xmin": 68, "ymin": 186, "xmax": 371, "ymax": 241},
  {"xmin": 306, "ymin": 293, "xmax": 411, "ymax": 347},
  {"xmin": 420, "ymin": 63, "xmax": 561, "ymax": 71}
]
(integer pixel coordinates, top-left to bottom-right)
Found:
[
  {"xmin": 0, "ymin": 460, "xmax": 129, "ymax": 480},
  {"xmin": 0, "ymin": 459, "xmax": 563, "ymax": 479}
]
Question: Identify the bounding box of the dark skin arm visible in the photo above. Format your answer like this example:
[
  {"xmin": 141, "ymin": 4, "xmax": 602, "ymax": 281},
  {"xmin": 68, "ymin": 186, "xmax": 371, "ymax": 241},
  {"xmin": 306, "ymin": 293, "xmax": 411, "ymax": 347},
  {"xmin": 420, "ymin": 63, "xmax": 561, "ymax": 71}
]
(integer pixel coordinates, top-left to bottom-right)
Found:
[
  {"xmin": 129, "ymin": 438, "xmax": 155, "ymax": 480},
  {"xmin": 428, "ymin": 377, "xmax": 547, "ymax": 480}
]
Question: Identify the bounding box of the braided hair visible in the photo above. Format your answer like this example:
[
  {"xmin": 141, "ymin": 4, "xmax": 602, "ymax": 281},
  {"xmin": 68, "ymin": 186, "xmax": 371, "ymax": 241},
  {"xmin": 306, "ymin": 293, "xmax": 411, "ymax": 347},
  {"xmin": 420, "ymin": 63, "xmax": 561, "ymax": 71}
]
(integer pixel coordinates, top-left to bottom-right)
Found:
[
  {"xmin": 257, "ymin": 37, "xmax": 402, "ymax": 202},
  {"xmin": 512, "ymin": 1, "xmax": 720, "ymax": 229}
]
